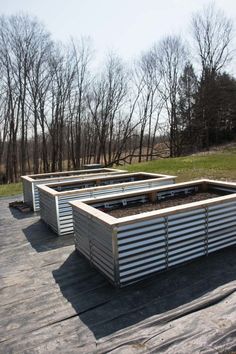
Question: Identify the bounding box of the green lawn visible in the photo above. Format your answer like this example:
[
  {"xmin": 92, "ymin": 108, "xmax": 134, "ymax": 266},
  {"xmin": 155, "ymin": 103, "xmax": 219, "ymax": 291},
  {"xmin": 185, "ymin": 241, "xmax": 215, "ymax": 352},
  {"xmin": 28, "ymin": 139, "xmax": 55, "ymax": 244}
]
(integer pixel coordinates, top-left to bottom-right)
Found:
[
  {"xmin": 1, "ymin": 148, "xmax": 236, "ymax": 197},
  {"xmin": 122, "ymin": 149, "xmax": 236, "ymax": 182},
  {"xmin": 0, "ymin": 182, "xmax": 22, "ymax": 197}
]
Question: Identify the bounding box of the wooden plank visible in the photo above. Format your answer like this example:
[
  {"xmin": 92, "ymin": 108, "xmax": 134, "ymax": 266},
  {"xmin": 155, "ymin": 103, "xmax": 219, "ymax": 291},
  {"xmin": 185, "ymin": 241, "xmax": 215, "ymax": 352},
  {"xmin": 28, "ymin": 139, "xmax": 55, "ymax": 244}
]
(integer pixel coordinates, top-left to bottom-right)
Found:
[{"xmin": 21, "ymin": 167, "xmax": 126, "ymax": 179}]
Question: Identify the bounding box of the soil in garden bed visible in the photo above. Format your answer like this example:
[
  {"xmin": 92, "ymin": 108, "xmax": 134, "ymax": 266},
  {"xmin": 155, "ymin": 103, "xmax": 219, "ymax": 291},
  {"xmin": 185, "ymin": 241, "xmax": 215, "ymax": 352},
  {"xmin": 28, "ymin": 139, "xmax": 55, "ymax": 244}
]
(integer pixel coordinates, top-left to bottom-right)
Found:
[{"xmin": 105, "ymin": 192, "xmax": 221, "ymax": 217}]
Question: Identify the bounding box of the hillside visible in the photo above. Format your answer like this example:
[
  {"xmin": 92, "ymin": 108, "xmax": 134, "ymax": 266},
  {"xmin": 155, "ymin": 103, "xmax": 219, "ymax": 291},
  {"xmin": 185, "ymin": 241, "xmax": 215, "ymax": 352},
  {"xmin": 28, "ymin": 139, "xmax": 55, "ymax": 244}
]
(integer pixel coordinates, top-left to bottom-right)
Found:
[{"xmin": 124, "ymin": 143, "xmax": 236, "ymax": 182}]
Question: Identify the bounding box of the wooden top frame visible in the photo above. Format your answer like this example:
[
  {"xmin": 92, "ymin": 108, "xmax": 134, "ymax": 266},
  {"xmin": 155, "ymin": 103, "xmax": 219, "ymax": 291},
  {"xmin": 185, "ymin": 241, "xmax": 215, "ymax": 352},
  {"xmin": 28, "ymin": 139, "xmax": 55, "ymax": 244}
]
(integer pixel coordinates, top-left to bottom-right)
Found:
[{"xmin": 21, "ymin": 168, "xmax": 127, "ymax": 182}]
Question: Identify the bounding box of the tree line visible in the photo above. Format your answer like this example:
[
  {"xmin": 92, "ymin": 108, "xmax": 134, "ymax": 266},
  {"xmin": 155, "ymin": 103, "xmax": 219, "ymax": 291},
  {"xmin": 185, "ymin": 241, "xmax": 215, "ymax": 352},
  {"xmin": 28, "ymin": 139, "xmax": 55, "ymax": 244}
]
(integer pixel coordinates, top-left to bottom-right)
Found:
[{"xmin": 0, "ymin": 4, "xmax": 236, "ymax": 183}]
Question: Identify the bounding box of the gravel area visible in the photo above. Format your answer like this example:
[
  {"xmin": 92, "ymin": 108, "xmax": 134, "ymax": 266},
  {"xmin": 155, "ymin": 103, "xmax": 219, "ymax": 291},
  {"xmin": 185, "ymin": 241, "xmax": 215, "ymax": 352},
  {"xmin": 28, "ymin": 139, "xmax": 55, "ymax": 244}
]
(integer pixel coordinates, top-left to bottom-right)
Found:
[{"xmin": 106, "ymin": 192, "xmax": 221, "ymax": 218}]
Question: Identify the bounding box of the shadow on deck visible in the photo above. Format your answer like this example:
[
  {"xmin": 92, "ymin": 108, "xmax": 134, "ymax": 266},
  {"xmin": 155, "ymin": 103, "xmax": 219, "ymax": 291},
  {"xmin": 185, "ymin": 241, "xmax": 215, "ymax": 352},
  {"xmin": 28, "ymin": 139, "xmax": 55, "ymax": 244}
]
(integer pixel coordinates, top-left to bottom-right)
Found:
[
  {"xmin": 23, "ymin": 220, "xmax": 75, "ymax": 252},
  {"xmin": 9, "ymin": 206, "xmax": 36, "ymax": 220},
  {"xmin": 52, "ymin": 246, "xmax": 236, "ymax": 340}
]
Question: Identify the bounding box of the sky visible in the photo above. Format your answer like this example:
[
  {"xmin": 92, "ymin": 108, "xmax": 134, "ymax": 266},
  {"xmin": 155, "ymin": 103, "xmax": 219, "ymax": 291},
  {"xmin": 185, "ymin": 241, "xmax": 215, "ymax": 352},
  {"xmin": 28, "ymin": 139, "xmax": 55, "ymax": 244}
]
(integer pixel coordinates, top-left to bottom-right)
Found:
[{"xmin": 1, "ymin": 0, "xmax": 236, "ymax": 67}]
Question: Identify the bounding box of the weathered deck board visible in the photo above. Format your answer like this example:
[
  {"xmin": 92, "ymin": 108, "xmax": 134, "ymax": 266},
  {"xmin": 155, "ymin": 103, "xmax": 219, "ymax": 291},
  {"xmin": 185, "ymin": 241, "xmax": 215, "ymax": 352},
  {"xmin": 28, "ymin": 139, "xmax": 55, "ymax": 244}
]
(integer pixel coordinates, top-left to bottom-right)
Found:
[{"xmin": 0, "ymin": 195, "xmax": 236, "ymax": 353}]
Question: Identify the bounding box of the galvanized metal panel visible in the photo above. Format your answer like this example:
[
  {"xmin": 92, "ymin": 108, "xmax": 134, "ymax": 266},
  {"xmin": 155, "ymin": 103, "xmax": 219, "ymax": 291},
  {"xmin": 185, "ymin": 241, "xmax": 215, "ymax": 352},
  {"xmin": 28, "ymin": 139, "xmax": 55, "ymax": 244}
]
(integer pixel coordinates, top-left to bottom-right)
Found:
[
  {"xmin": 39, "ymin": 190, "xmax": 59, "ymax": 233},
  {"xmin": 73, "ymin": 207, "xmax": 115, "ymax": 282},
  {"xmin": 22, "ymin": 179, "xmax": 34, "ymax": 209},
  {"xmin": 116, "ymin": 218, "xmax": 167, "ymax": 285},
  {"xmin": 115, "ymin": 200, "xmax": 236, "ymax": 286}
]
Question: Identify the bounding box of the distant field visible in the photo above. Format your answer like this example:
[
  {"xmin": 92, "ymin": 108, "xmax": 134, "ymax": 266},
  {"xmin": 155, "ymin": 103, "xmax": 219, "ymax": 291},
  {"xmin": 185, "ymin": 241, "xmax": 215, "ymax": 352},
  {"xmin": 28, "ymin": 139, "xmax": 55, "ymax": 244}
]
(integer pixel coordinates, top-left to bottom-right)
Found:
[{"xmin": 1, "ymin": 146, "xmax": 236, "ymax": 197}]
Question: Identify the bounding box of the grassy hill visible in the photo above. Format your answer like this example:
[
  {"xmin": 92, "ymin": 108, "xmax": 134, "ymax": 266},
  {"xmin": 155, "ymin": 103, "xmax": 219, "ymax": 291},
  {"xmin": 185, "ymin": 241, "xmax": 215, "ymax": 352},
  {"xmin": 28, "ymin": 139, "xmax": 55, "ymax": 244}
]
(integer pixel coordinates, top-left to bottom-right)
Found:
[
  {"xmin": 124, "ymin": 147, "xmax": 236, "ymax": 182},
  {"xmin": 1, "ymin": 145, "xmax": 236, "ymax": 197}
]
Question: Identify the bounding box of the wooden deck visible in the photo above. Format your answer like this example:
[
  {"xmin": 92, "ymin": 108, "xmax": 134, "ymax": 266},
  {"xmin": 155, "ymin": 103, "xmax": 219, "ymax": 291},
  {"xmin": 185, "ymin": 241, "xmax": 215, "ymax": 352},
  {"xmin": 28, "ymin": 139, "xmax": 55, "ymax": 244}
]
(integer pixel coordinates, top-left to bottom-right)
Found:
[{"xmin": 0, "ymin": 195, "xmax": 236, "ymax": 353}]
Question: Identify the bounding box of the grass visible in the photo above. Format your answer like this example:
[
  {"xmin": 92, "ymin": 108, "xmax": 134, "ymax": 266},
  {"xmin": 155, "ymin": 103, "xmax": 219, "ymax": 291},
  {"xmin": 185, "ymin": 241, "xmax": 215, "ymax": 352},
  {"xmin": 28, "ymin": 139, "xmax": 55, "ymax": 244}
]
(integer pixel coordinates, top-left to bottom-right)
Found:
[
  {"xmin": 0, "ymin": 182, "xmax": 22, "ymax": 197},
  {"xmin": 1, "ymin": 147, "xmax": 236, "ymax": 197},
  {"xmin": 122, "ymin": 149, "xmax": 236, "ymax": 182}
]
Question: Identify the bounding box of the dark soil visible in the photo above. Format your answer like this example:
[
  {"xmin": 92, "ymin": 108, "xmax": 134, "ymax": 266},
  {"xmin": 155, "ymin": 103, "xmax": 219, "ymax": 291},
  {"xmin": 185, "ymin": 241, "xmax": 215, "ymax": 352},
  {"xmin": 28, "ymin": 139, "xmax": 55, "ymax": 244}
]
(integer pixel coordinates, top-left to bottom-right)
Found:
[{"xmin": 106, "ymin": 192, "xmax": 221, "ymax": 218}]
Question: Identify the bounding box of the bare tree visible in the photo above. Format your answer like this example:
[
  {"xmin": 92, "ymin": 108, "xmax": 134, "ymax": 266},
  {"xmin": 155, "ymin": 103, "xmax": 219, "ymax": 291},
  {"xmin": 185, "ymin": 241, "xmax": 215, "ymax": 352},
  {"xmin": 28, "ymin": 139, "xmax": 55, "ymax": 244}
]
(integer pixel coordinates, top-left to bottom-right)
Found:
[
  {"xmin": 192, "ymin": 3, "xmax": 233, "ymax": 76},
  {"xmin": 177, "ymin": 62, "xmax": 198, "ymax": 154},
  {"xmin": 87, "ymin": 53, "xmax": 128, "ymax": 165},
  {"xmin": 192, "ymin": 3, "xmax": 234, "ymax": 149},
  {"xmin": 155, "ymin": 35, "xmax": 187, "ymax": 157},
  {"xmin": 134, "ymin": 49, "xmax": 163, "ymax": 161},
  {"xmin": 27, "ymin": 29, "xmax": 52, "ymax": 173},
  {"xmin": 70, "ymin": 37, "xmax": 92, "ymax": 168},
  {"xmin": 47, "ymin": 44, "xmax": 77, "ymax": 171}
]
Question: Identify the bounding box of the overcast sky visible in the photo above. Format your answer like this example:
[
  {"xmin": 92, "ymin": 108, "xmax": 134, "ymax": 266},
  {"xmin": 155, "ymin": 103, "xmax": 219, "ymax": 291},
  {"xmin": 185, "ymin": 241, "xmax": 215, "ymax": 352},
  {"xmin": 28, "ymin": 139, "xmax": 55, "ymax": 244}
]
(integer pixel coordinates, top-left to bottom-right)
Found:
[{"xmin": 1, "ymin": 0, "xmax": 236, "ymax": 66}]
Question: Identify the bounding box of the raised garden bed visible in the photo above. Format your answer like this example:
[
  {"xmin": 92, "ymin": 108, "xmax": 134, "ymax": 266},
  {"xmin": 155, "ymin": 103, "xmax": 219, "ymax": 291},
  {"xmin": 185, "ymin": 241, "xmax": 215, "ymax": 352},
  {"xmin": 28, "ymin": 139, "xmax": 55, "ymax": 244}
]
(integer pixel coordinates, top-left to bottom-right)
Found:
[
  {"xmin": 38, "ymin": 172, "xmax": 176, "ymax": 235},
  {"xmin": 21, "ymin": 168, "xmax": 125, "ymax": 211},
  {"xmin": 70, "ymin": 179, "xmax": 236, "ymax": 287}
]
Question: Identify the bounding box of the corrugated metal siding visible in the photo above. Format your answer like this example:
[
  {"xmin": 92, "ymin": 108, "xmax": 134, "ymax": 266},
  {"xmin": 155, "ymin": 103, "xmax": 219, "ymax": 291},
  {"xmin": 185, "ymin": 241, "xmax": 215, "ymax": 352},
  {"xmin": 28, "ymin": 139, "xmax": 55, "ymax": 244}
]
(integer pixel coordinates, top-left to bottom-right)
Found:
[
  {"xmin": 39, "ymin": 190, "xmax": 59, "ymax": 233},
  {"xmin": 117, "ymin": 200, "xmax": 236, "ymax": 286},
  {"xmin": 167, "ymin": 209, "xmax": 206, "ymax": 268},
  {"xmin": 209, "ymin": 185, "xmax": 236, "ymax": 194},
  {"xmin": 207, "ymin": 201, "xmax": 236, "ymax": 253},
  {"xmin": 108, "ymin": 178, "xmax": 175, "ymax": 193},
  {"xmin": 33, "ymin": 182, "xmax": 40, "ymax": 211},
  {"xmin": 58, "ymin": 193, "xmax": 94, "ymax": 235},
  {"xmin": 22, "ymin": 179, "xmax": 33, "ymax": 209},
  {"xmin": 117, "ymin": 218, "xmax": 167, "ymax": 285},
  {"xmin": 73, "ymin": 208, "xmax": 115, "ymax": 282}
]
